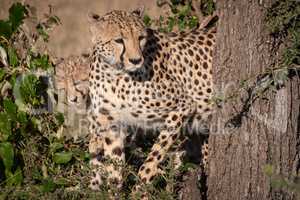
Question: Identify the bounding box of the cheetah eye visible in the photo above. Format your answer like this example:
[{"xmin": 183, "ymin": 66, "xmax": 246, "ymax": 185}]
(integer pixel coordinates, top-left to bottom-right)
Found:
[{"xmin": 114, "ymin": 38, "xmax": 124, "ymax": 44}]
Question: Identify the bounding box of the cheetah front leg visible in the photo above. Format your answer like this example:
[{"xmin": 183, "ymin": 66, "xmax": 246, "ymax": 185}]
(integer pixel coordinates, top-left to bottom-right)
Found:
[
  {"xmin": 137, "ymin": 111, "xmax": 185, "ymax": 184},
  {"xmin": 89, "ymin": 132, "xmax": 105, "ymax": 190},
  {"xmin": 89, "ymin": 113, "xmax": 125, "ymax": 191}
]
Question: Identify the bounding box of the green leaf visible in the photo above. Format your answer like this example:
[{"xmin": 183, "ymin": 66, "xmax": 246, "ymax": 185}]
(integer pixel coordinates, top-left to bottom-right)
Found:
[
  {"xmin": 159, "ymin": 15, "xmax": 164, "ymax": 27},
  {"xmin": 167, "ymin": 17, "xmax": 176, "ymax": 32},
  {"xmin": 143, "ymin": 14, "xmax": 152, "ymax": 27},
  {"xmin": 31, "ymin": 117, "xmax": 41, "ymax": 131},
  {"xmin": 7, "ymin": 46, "xmax": 18, "ymax": 67},
  {"xmin": 55, "ymin": 113, "xmax": 64, "ymax": 126},
  {"xmin": 19, "ymin": 74, "xmax": 44, "ymax": 106},
  {"xmin": 0, "ymin": 20, "xmax": 12, "ymax": 39},
  {"xmin": 30, "ymin": 54, "xmax": 52, "ymax": 70},
  {"xmin": 17, "ymin": 111, "xmax": 28, "ymax": 124},
  {"xmin": 0, "ymin": 142, "xmax": 14, "ymax": 173},
  {"xmin": 178, "ymin": 18, "xmax": 186, "ymax": 31},
  {"xmin": 188, "ymin": 16, "xmax": 198, "ymax": 29},
  {"xmin": 40, "ymin": 179, "xmax": 57, "ymax": 193},
  {"xmin": 53, "ymin": 152, "xmax": 73, "ymax": 164},
  {"xmin": 201, "ymin": 0, "xmax": 216, "ymax": 16},
  {"xmin": 50, "ymin": 142, "xmax": 64, "ymax": 153},
  {"xmin": 7, "ymin": 167, "xmax": 23, "ymax": 186},
  {"xmin": 0, "ymin": 112, "xmax": 11, "ymax": 141},
  {"xmin": 72, "ymin": 148, "xmax": 89, "ymax": 161},
  {"xmin": 9, "ymin": 72, "xmax": 17, "ymax": 87},
  {"xmin": 32, "ymin": 167, "xmax": 43, "ymax": 181},
  {"xmin": 9, "ymin": 2, "xmax": 27, "ymax": 32},
  {"xmin": 3, "ymin": 99, "xmax": 17, "ymax": 120},
  {"xmin": 55, "ymin": 177, "xmax": 69, "ymax": 185}
]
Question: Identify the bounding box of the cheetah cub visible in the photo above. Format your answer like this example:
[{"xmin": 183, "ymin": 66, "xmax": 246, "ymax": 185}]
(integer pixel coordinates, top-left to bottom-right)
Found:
[{"xmin": 87, "ymin": 10, "xmax": 215, "ymax": 190}]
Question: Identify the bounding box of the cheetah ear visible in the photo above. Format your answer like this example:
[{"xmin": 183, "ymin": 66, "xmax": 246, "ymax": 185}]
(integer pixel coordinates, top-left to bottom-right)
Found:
[
  {"xmin": 87, "ymin": 12, "xmax": 101, "ymax": 23},
  {"xmin": 87, "ymin": 12, "xmax": 104, "ymax": 43},
  {"xmin": 131, "ymin": 5, "xmax": 145, "ymax": 18}
]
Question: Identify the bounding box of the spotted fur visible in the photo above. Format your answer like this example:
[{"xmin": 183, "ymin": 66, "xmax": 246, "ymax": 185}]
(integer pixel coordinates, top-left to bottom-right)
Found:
[
  {"xmin": 76, "ymin": 10, "xmax": 215, "ymax": 193},
  {"xmin": 55, "ymin": 55, "xmax": 90, "ymax": 106}
]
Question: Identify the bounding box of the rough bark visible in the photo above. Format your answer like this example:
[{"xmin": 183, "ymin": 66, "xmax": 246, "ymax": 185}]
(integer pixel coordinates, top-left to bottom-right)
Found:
[
  {"xmin": 208, "ymin": 1, "xmax": 300, "ymax": 200},
  {"xmin": 180, "ymin": 169, "xmax": 203, "ymax": 200}
]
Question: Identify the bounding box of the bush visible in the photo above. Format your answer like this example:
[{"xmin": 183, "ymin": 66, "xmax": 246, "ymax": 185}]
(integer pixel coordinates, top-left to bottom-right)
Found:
[{"xmin": 0, "ymin": 3, "xmax": 91, "ymax": 198}]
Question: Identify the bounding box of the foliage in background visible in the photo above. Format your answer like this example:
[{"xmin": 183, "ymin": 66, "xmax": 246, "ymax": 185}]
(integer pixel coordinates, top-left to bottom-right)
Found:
[
  {"xmin": 200, "ymin": 0, "xmax": 215, "ymax": 16},
  {"xmin": 213, "ymin": 0, "xmax": 299, "ymax": 110},
  {"xmin": 264, "ymin": 165, "xmax": 300, "ymax": 197},
  {"xmin": 263, "ymin": 0, "xmax": 299, "ymax": 91},
  {"xmin": 205, "ymin": 1, "xmax": 299, "ymax": 197},
  {"xmin": 0, "ymin": 3, "xmax": 92, "ymax": 198},
  {"xmin": 0, "ymin": 3, "xmax": 27, "ymax": 39},
  {"xmin": 263, "ymin": 1, "xmax": 300, "ymax": 196},
  {"xmin": 144, "ymin": 0, "xmax": 216, "ymax": 32},
  {"xmin": 265, "ymin": 0, "xmax": 299, "ymax": 84}
]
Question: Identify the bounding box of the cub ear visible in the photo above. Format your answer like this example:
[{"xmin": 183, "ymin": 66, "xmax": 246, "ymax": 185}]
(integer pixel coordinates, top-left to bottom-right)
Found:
[
  {"xmin": 87, "ymin": 12, "xmax": 101, "ymax": 24},
  {"xmin": 131, "ymin": 6, "xmax": 145, "ymax": 18}
]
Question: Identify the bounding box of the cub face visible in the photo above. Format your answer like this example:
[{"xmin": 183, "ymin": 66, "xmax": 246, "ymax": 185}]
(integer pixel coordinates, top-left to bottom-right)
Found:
[{"xmin": 55, "ymin": 56, "xmax": 89, "ymax": 106}]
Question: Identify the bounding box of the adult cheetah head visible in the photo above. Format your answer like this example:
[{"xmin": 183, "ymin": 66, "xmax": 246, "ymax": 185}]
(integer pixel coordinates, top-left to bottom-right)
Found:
[{"xmin": 88, "ymin": 10, "xmax": 147, "ymax": 72}]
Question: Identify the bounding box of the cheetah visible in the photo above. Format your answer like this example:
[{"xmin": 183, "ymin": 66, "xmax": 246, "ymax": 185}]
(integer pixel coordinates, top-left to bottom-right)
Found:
[
  {"xmin": 55, "ymin": 55, "xmax": 90, "ymax": 106},
  {"xmin": 54, "ymin": 56, "xmax": 91, "ymax": 139},
  {"xmin": 86, "ymin": 9, "xmax": 215, "ymax": 192}
]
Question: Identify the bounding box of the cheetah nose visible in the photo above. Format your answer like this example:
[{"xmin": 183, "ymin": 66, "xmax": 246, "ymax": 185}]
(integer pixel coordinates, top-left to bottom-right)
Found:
[{"xmin": 129, "ymin": 58, "xmax": 142, "ymax": 65}]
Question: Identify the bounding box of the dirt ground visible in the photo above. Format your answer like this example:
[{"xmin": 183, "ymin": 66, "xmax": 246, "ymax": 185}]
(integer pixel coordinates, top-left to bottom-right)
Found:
[{"xmin": 1, "ymin": 0, "xmax": 161, "ymax": 57}]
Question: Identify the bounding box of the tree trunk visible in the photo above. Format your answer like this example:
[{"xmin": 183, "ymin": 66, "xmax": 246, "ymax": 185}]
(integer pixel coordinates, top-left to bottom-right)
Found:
[{"xmin": 208, "ymin": 1, "xmax": 300, "ymax": 200}]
